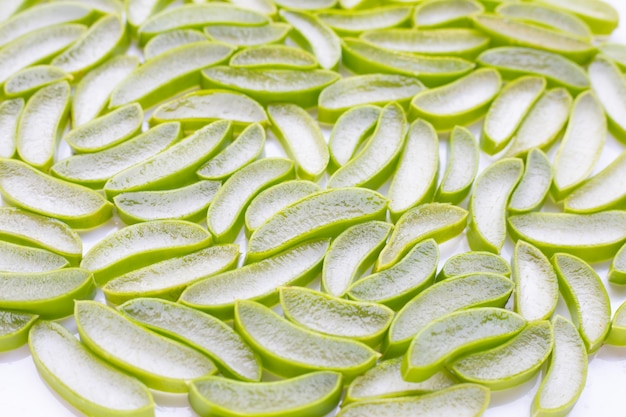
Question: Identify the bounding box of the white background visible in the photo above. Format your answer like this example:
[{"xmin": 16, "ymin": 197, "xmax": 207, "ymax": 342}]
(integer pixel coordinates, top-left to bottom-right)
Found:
[{"xmin": 2, "ymin": 0, "xmax": 626, "ymax": 416}]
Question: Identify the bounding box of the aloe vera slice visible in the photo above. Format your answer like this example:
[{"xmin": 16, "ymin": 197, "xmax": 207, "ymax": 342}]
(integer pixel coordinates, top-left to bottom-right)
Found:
[
  {"xmin": 496, "ymin": 3, "xmax": 592, "ymax": 40},
  {"xmin": 103, "ymin": 244, "xmax": 239, "ymax": 305},
  {"xmin": 0, "ymin": 310, "xmax": 37, "ymax": 352},
  {"xmin": 4, "ymin": 65, "xmax": 72, "ymax": 99},
  {"xmin": 588, "ymin": 54, "xmax": 626, "ymax": 142},
  {"xmin": 0, "ymin": 159, "xmax": 112, "ymax": 230},
  {"xmin": 205, "ymin": 23, "xmax": 290, "ymax": 47},
  {"xmin": 318, "ymin": 74, "xmax": 424, "ymax": 123},
  {"xmin": 29, "ymin": 321, "xmax": 154, "ymax": 417},
  {"xmin": 144, "ymin": 29, "xmax": 207, "ymax": 60},
  {"xmin": 376, "ymin": 203, "xmax": 468, "ymax": 271},
  {"xmin": 438, "ymin": 252, "xmax": 510, "ymax": 280},
  {"xmin": 58, "ymin": 0, "xmax": 123, "ymax": 14},
  {"xmin": 535, "ymin": 0, "xmax": 618, "ymax": 35},
  {"xmin": 16, "ymin": 81, "xmax": 69, "ymax": 170},
  {"xmin": 608, "ymin": 243, "xmax": 626, "ymax": 285},
  {"xmin": 598, "ymin": 43, "xmax": 626, "ymax": 70},
  {"xmin": 607, "ymin": 301, "xmax": 626, "ymax": 345},
  {"xmin": 0, "ymin": 268, "xmax": 94, "ymax": 318},
  {"xmin": 318, "ymin": 6, "xmax": 412, "ymax": 35},
  {"xmin": 0, "ymin": 241, "xmax": 69, "ymax": 273},
  {"xmin": 0, "ymin": 0, "xmax": 39, "ymax": 23},
  {"xmin": 322, "ymin": 220, "xmax": 392, "ymax": 297},
  {"xmin": 0, "ymin": 98, "xmax": 22, "ymax": 158},
  {"xmin": 229, "ymin": 45, "xmax": 318, "ymax": 70},
  {"xmin": 127, "ymin": 0, "xmax": 174, "ymax": 29},
  {"xmin": 227, "ymin": 0, "xmax": 276, "ymax": 15},
  {"xmin": 190, "ymin": 372, "xmax": 342, "ymax": 417},
  {"xmin": 508, "ymin": 149, "xmax": 553, "ymax": 213},
  {"xmin": 275, "ymin": 0, "xmax": 336, "ymax": 10},
  {"xmin": 104, "ymin": 120, "xmax": 232, "ymax": 198},
  {"xmin": 75, "ymin": 301, "xmax": 217, "ymax": 393},
  {"xmin": 328, "ymin": 105, "xmax": 380, "ymax": 169},
  {"xmin": 120, "ymin": 298, "xmax": 261, "ymax": 381},
  {"xmin": 247, "ymin": 188, "xmax": 387, "ymax": 262},
  {"xmin": 436, "ymin": 126, "xmax": 479, "ymax": 204},
  {"xmin": 267, "ymin": 104, "xmax": 329, "ymax": 181},
  {"xmin": 413, "ymin": 0, "xmax": 484, "ymax": 28},
  {"xmin": 179, "ymin": 239, "xmax": 328, "ymax": 319}
]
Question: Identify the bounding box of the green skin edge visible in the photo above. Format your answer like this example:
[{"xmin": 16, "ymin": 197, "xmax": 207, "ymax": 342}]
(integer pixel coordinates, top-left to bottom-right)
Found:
[{"xmin": 0, "ymin": 313, "xmax": 38, "ymax": 352}]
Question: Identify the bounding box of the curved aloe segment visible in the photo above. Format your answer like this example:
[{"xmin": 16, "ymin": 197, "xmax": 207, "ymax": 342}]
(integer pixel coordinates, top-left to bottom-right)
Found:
[
  {"xmin": 202, "ymin": 66, "xmax": 339, "ymax": 108},
  {"xmin": 532, "ymin": 316, "xmax": 587, "ymax": 417},
  {"xmin": 179, "ymin": 239, "xmax": 329, "ymax": 320},
  {"xmin": 0, "ymin": 159, "xmax": 113, "ymax": 230},
  {"xmin": 207, "ymin": 158, "xmax": 295, "ymax": 242},
  {"xmin": 275, "ymin": 0, "xmax": 336, "ymax": 10},
  {"xmin": 376, "ymin": 203, "xmax": 468, "ymax": 271},
  {"xmin": 509, "ymin": 149, "xmax": 553, "ymax": 213},
  {"xmin": 29, "ymin": 321, "xmax": 154, "ymax": 417},
  {"xmin": 247, "ymin": 188, "xmax": 387, "ymax": 263},
  {"xmin": 144, "ymin": 29, "xmax": 208, "ymax": 60},
  {"xmin": 0, "ymin": 268, "xmax": 94, "ymax": 319},
  {"xmin": 16, "ymin": 81, "xmax": 69, "ymax": 170},
  {"xmin": 228, "ymin": 0, "xmax": 276, "ymax": 15},
  {"xmin": 190, "ymin": 372, "xmax": 342, "ymax": 417},
  {"xmin": 328, "ymin": 102, "xmax": 406, "ymax": 189},
  {"xmin": 413, "ymin": 0, "xmax": 484, "ymax": 28},
  {"xmin": 61, "ymin": 0, "xmax": 124, "ymax": 14},
  {"xmin": 318, "ymin": 6, "xmax": 412, "ymax": 36},
  {"xmin": 267, "ymin": 104, "xmax": 329, "ymax": 181},
  {"xmin": 385, "ymin": 273, "xmax": 513, "ymax": 357},
  {"xmin": 508, "ymin": 211, "xmax": 626, "ymax": 263},
  {"xmin": 322, "ymin": 220, "xmax": 392, "ymax": 297},
  {"xmin": 436, "ymin": 126, "xmax": 479, "ymax": 204},
  {"xmin": 607, "ymin": 301, "xmax": 626, "ymax": 346},
  {"xmin": 4, "ymin": 65, "xmax": 72, "ymax": 99},
  {"xmin": 477, "ymin": 47, "xmax": 589, "ymax": 94},
  {"xmin": 120, "ymin": 298, "xmax": 261, "ymax": 381},
  {"xmin": 280, "ymin": 287, "xmax": 394, "ymax": 347},
  {"xmin": 229, "ymin": 45, "xmax": 317, "ymax": 70},
  {"xmin": 103, "ymin": 244, "xmax": 239, "ymax": 305},
  {"xmin": 115, "ymin": 181, "xmax": 220, "ymax": 224},
  {"xmin": 0, "ymin": 0, "xmax": 38, "ymax": 22},
  {"xmin": 552, "ymin": 253, "xmax": 610, "ymax": 353},
  {"xmin": 1, "ymin": 310, "xmax": 37, "ymax": 352},
  {"xmin": 496, "ymin": 3, "xmax": 592, "ymax": 40},
  {"xmin": 137, "ymin": 3, "xmax": 268, "ymax": 45},
  {"xmin": 72, "ymin": 55, "xmax": 139, "ymax": 127},
  {"xmin": 536, "ymin": 0, "xmax": 618, "ymax": 35},
  {"xmin": 402, "ymin": 307, "xmax": 526, "ymax": 382},
  {"xmin": 104, "ymin": 120, "xmax": 232, "ymax": 198},
  {"xmin": 81, "ymin": 220, "xmax": 212, "ymax": 286},
  {"xmin": 598, "ymin": 43, "xmax": 626, "ymax": 70},
  {"xmin": 328, "ymin": 105, "xmax": 380, "ymax": 169},
  {"xmin": 75, "ymin": 301, "xmax": 217, "ymax": 393},
  {"xmin": 0, "ymin": 98, "xmax": 23, "ymax": 158},
  {"xmin": 127, "ymin": 0, "xmax": 174, "ymax": 29},
  {"xmin": 0, "ymin": 241, "xmax": 69, "ymax": 273},
  {"xmin": 588, "ymin": 55, "xmax": 626, "ymax": 142},
  {"xmin": 318, "ymin": 74, "xmax": 425, "ymax": 123},
  {"xmin": 234, "ymin": 300, "xmax": 378, "ymax": 382},
  {"xmin": 438, "ymin": 252, "xmax": 510, "ymax": 281},
  {"xmin": 205, "ymin": 23, "xmax": 290, "ymax": 47},
  {"xmin": 345, "ymin": 357, "xmax": 456, "ymax": 403},
  {"xmin": 450, "ymin": 320, "xmax": 553, "ymax": 390},
  {"xmin": 151, "ymin": 90, "xmax": 267, "ymax": 132},
  {"xmin": 410, "ymin": 68, "xmax": 501, "ymax": 131},
  {"xmin": 481, "ymin": 76, "xmax": 546, "ymax": 155}
]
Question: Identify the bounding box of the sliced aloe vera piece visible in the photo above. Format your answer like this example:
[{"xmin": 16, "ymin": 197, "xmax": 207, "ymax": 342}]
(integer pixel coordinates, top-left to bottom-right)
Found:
[
  {"xmin": 16, "ymin": 81, "xmax": 69, "ymax": 170},
  {"xmin": 0, "ymin": 0, "xmax": 39, "ymax": 23},
  {"xmin": 348, "ymin": 239, "xmax": 439, "ymax": 310},
  {"xmin": 0, "ymin": 159, "xmax": 112, "ymax": 230},
  {"xmin": 144, "ymin": 29, "xmax": 207, "ymax": 60},
  {"xmin": 205, "ymin": 23, "xmax": 290, "ymax": 47},
  {"xmin": 280, "ymin": 9, "xmax": 341, "ymax": 70},
  {"xmin": 235, "ymin": 300, "xmax": 378, "ymax": 381},
  {"xmin": 267, "ymin": 104, "xmax": 329, "ymax": 181},
  {"xmin": 127, "ymin": 0, "xmax": 174, "ymax": 29},
  {"xmin": 504, "ymin": 87, "xmax": 572, "ymax": 158},
  {"xmin": 436, "ymin": 126, "xmax": 478, "ymax": 204},
  {"xmin": 413, "ymin": 0, "xmax": 484, "ymax": 28},
  {"xmin": 104, "ymin": 120, "xmax": 232, "ymax": 198},
  {"xmin": 532, "ymin": 316, "xmax": 587, "ymax": 417},
  {"xmin": 227, "ymin": 0, "xmax": 276, "ymax": 15},
  {"xmin": 361, "ymin": 28, "xmax": 490, "ymax": 60},
  {"xmin": 509, "ymin": 149, "xmax": 552, "ymax": 213},
  {"xmin": 58, "ymin": 0, "xmax": 123, "ymax": 14},
  {"xmin": 589, "ymin": 55, "xmax": 626, "ymax": 142},
  {"xmin": 0, "ymin": 268, "xmax": 94, "ymax": 318},
  {"xmin": 138, "ymin": 3, "xmax": 268, "ymax": 44},
  {"xmin": 342, "ymin": 38, "xmax": 475, "ymax": 88},
  {"xmin": 607, "ymin": 301, "xmax": 626, "ymax": 345},
  {"xmin": 0, "ymin": 98, "xmax": 23, "ymax": 158},
  {"xmin": 385, "ymin": 273, "xmax": 513, "ymax": 357},
  {"xmin": 75, "ymin": 301, "xmax": 217, "ymax": 393},
  {"xmin": 190, "ymin": 372, "xmax": 342, "ymax": 417},
  {"xmin": 202, "ymin": 66, "xmax": 339, "ymax": 108},
  {"xmin": 552, "ymin": 253, "xmax": 610, "ymax": 353},
  {"xmin": 120, "ymin": 298, "xmax": 261, "ymax": 381},
  {"xmin": 280, "ymin": 287, "xmax": 394, "ymax": 347},
  {"xmin": 229, "ymin": 45, "xmax": 318, "ymax": 70},
  {"xmin": 322, "ymin": 220, "xmax": 392, "ymax": 297},
  {"xmin": 275, "ymin": 0, "xmax": 336, "ymax": 10},
  {"xmin": 451, "ymin": 320, "xmax": 553, "ymax": 390},
  {"xmin": 4, "ymin": 65, "xmax": 72, "ymax": 99},
  {"xmin": 328, "ymin": 102, "xmax": 406, "ymax": 189},
  {"xmin": 103, "ymin": 244, "xmax": 239, "ymax": 305},
  {"xmin": 29, "ymin": 321, "xmax": 154, "ymax": 417},
  {"xmin": 508, "ymin": 211, "xmax": 626, "ymax": 263},
  {"xmin": 179, "ymin": 239, "xmax": 328, "ymax": 319},
  {"xmin": 151, "ymin": 90, "xmax": 267, "ymax": 132},
  {"xmin": 481, "ymin": 76, "xmax": 546, "ymax": 154},
  {"xmin": 438, "ymin": 252, "xmax": 510, "ymax": 281},
  {"xmin": 247, "ymin": 188, "xmax": 387, "ymax": 263},
  {"xmin": 496, "ymin": 3, "xmax": 592, "ymax": 40},
  {"xmin": 245, "ymin": 180, "xmax": 321, "ymax": 235},
  {"xmin": 377, "ymin": 203, "xmax": 468, "ymax": 271},
  {"xmin": 535, "ymin": 0, "xmax": 617, "ymax": 35},
  {"xmin": 318, "ymin": 74, "xmax": 424, "ymax": 123},
  {"xmin": 0, "ymin": 310, "xmax": 37, "ymax": 352},
  {"xmin": 512, "ymin": 240, "xmax": 558, "ymax": 322},
  {"xmin": 468, "ymin": 158, "xmax": 523, "ymax": 253},
  {"xmin": 403, "ymin": 307, "xmax": 526, "ymax": 382},
  {"xmin": 410, "ymin": 68, "xmax": 501, "ymax": 131},
  {"xmin": 345, "ymin": 357, "xmax": 456, "ymax": 403},
  {"xmin": 598, "ymin": 43, "xmax": 626, "ymax": 70},
  {"xmin": 608, "ymin": 242, "xmax": 626, "ymax": 285},
  {"xmin": 81, "ymin": 220, "xmax": 212, "ymax": 286},
  {"xmin": 477, "ymin": 47, "xmax": 589, "ymax": 94},
  {"xmin": 52, "ymin": 122, "xmax": 181, "ymax": 189},
  {"xmin": 318, "ymin": 6, "xmax": 412, "ymax": 35},
  {"xmin": 328, "ymin": 105, "xmax": 380, "ymax": 169},
  {"xmin": 0, "ymin": 241, "xmax": 69, "ymax": 273}
]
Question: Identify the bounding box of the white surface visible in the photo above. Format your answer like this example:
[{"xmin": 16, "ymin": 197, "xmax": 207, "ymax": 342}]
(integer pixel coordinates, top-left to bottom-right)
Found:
[{"xmin": 3, "ymin": 1, "xmax": 626, "ymax": 416}]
